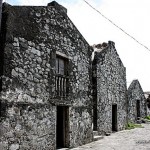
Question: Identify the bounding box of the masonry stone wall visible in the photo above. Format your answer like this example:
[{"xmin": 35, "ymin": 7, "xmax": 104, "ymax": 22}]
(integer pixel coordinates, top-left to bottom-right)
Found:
[
  {"xmin": 0, "ymin": 101, "xmax": 56, "ymax": 150},
  {"xmin": 70, "ymin": 107, "xmax": 93, "ymax": 147},
  {"xmin": 0, "ymin": 2, "xmax": 93, "ymax": 149},
  {"xmin": 0, "ymin": 0, "xmax": 2, "ymax": 30},
  {"xmin": 92, "ymin": 41, "xmax": 127, "ymax": 135},
  {"xmin": 147, "ymin": 107, "xmax": 150, "ymax": 116},
  {"xmin": 127, "ymin": 80, "xmax": 147, "ymax": 122},
  {"xmin": 146, "ymin": 93, "xmax": 150, "ymax": 116}
]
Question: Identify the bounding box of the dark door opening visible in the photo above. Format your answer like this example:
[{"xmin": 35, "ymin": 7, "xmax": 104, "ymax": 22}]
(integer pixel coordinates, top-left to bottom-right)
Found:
[
  {"xmin": 136, "ymin": 100, "xmax": 140, "ymax": 119},
  {"xmin": 92, "ymin": 69, "xmax": 97, "ymax": 131},
  {"xmin": 93, "ymin": 104, "xmax": 97, "ymax": 131},
  {"xmin": 56, "ymin": 106, "xmax": 69, "ymax": 149},
  {"xmin": 112, "ymin": 104, "xmax": 117, "ymax": 132}
]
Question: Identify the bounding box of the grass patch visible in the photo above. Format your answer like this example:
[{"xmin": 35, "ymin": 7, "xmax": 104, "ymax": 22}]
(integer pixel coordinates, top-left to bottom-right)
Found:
[
  {"xmin": 125, "ymin": 122, "xmax": 143, "ymax": 130},
  {"xmin": 145, "ymin": 116, "xmax": 150, "ymax": 120}
]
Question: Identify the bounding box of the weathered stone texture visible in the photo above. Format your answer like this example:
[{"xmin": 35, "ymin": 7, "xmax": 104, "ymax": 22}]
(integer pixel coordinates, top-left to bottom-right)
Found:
[
  {"xmin": 0, "ymin": 102, "xmax": 56, "ymax": 150},
  {"xmin": 92, "ymin": 41, "xmax": 127, "ymax": 135},
  {"xmin": 70, "ymin": 107, "xmax": 93, "ymax": 148},
  {"xmin": 127, "ymin": 80, "xmax": 147, "ymax": 122},
  {"xmin": 146, "ymin": 93, "xmax": 150, "ymax": 116},
  {"xmin": 0, "ymin": 0, "xmax": 2, "ymax": 30},
  {"xmin": 0, "ymin": 1, "xmax": 93, "ymax": 149}
]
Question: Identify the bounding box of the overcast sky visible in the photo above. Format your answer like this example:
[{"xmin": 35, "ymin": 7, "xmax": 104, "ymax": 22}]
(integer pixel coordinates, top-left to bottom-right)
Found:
[{"xmin": 3, "ymin": 0, "xmax": 150, "ymax": 91}]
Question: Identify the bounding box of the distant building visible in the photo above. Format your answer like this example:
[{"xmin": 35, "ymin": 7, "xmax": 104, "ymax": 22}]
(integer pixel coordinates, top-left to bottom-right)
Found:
[
  {"xmin": 127, "ymin": 80, "xmax": 147, "ymax": 122},
  {"xmin": 144, "ymin": 91, "xmax": 150, "ymax": 116},
  {"xmin": 92, "ymin": 41, "xmax": 127, "ymax": 135},
  {"xmin": 144, "ymin": 91, "xmax": 150, "ymax": 99}
]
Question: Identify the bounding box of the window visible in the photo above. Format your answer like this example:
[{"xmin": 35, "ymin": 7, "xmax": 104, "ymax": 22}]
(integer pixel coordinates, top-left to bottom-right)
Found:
[
  {"xmin": 55, "ymin": 55, "xmax": 69, "ymax": 97},
  {"xmin": 56, "ymin": 57, "xmax": 66, "ymax": 75}
]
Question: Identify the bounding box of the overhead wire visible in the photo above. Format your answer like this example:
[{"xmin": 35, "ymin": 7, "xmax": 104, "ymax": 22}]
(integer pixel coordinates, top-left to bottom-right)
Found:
[{"xmin": 83, "ymin": 0, "xmax": 150, "ymax": 52}]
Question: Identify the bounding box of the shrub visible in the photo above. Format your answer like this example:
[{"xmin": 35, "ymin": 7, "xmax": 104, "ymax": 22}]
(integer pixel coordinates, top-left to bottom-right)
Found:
[
  {"xmin": 145, "ymin": 116, "xmax": 150, "ymax": 120},
  {"xmin": 125, "ymin": 122, "xmax": 143, "ymax": 130}
]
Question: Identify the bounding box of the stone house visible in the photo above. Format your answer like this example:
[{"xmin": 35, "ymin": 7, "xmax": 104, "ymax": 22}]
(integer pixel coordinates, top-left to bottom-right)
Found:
[
  {"xmin": 127, "ymin": 80, "xmax": 147, "ymax": 122},
  {"xmin": 0, "ymin": 1, "xmax": 93, "ymax": 149},
  {"xmin": 144, "ymin": 92, "xmax": 150, "ymax": 116},
  {"xmin": 0, "ymin": 1, "xmax": 147, "ymax": 149},
  {"xmin": 92, "ymin": 41, "xmax": 127, "ymax": 135}
]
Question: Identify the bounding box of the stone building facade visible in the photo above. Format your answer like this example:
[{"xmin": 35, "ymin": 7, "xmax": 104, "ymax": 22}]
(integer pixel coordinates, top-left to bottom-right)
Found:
[
  {"xmin": 92, "ymin": 41, "xmax": 127, "ymax": 135},
  {"xmin": 144, "ymin": 92, "xmax": 150, "ymax": 116},
  {"xmin": 0, "ymin": 2, "xmax": 93, "ymax": 149},
  {"xmin": 0, "ymin": 0, "xmax": 2, "ymax": 30},
  {"xmin": 0, "ymin": 1, "xmax": 148, "ymax": 150},
  {"xmin": 127, "ymin": 80, "xmax": 147, "ymax": 122}
]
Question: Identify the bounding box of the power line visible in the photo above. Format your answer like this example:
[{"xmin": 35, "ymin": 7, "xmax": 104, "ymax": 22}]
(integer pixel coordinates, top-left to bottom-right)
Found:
[{"xmin": 83, "ymin": 0, "xmax": 150, "ymax": 52}]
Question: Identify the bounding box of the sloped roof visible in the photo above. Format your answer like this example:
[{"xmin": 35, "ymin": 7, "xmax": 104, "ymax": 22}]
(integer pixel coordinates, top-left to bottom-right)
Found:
[
  {"xmin": 92, "ymin": 41, "xmax": 125, "ymax": 68},
  {"xmin": 128, "ymin": 80, "xmax": 145, "ymax": 99}
]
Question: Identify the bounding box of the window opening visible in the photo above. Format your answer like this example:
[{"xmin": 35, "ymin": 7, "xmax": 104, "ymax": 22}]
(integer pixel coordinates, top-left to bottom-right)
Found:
[{"xmin": 55, "ymin": 55, "xmax": 69, "ymax": 97}]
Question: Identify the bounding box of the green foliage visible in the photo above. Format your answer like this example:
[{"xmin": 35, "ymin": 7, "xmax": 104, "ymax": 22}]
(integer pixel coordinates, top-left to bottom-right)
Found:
[
  {"xmin": 145, "ymin": 116, "xmax": 150, "ymax": 120},
  {"xmin": 125, "ymin": 122, "xmax": 143, "ymax": 130}
]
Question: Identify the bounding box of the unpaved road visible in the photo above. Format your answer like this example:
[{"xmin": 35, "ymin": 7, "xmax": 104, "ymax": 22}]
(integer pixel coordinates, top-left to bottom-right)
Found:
[{"xmin": 71, "ymin": 123, "xmax": 150, "ymax": 150}]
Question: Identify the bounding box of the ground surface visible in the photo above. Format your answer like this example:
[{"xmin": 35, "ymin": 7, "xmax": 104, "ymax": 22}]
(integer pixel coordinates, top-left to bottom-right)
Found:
[{"xmin": 71, "ymin": 123, "xmax": 150, "ymax": 150}]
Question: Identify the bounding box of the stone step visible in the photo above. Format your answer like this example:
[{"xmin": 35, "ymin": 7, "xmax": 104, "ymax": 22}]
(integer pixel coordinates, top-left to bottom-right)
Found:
[
  {"xmin": 93, "ymin": 131, "xmax": 98, "ymax": 136},
  {"xmin": 93, "ymin": 135, "xmax": 104, "ymax": 141},
  {"xmin": 105, "ymin": 132, "xmax": 111, "ymax": 136},
  {"xmin": 57, "ymin": 148, "xmax": 69, "ymax": 150}
]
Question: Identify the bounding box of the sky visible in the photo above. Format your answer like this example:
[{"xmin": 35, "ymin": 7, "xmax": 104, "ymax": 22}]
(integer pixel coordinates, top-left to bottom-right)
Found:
[{"xmin": 2, "ymin": 0, "xmax": 150, "ymax": 92}]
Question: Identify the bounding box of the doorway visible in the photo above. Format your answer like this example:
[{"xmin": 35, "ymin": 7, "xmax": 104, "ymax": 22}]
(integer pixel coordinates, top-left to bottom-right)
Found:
[
  {"xmin": 93, "ymin": 104, "xmax": 97, "ymax": 131},
  {"xmin": 56, "ymin": 106, "xmax": 69, "ymax": 149},
  {"xmin": 112, "ymin": 104, "xmax": 117, "ymax": 131},
  {"xmin": 136, "ymin": 100, "xmax": 140, "ymax": 119},
  {"xmin": 92, "ymin": 69, "xmax": 97, "ymax": 131}
]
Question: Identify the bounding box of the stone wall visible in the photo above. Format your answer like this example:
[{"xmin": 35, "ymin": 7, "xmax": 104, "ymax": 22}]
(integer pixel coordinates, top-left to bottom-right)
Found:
[
  {"xmin": 147, "ymin": 107, "xmax": 150, "ymax": 116},
  {"xmin": 92, "ymin": 41, "xmax": 127, "ymax": 135},
  {"xmin": 127, "ymin": 80, "xmax": 147, "ymax": 122},
  {"xmin": 70, "ymin": 107, "xmax": 93, "ymax": 147},
  {"xmin": 146, "ymin": 93, "xmax": 150, "ymax": 116},
  {"xmin": 0, "ymin": 1, "xmax": 93, "ymax": 149},
  {"xmin": 0, "ymin": 0, "xmax": 3, "ymax": 88},
  {"xmin": 0, "ymin": 0, "xmax": 2, "ymax": 30},
  {"xmin": 0, "ymin": 101, "xmax": 56, "ymax": 150}
]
